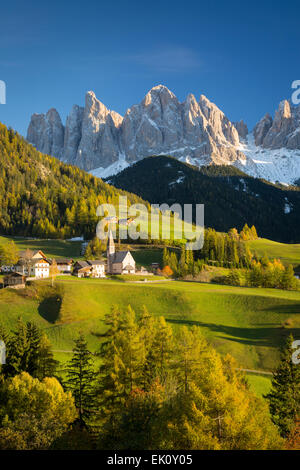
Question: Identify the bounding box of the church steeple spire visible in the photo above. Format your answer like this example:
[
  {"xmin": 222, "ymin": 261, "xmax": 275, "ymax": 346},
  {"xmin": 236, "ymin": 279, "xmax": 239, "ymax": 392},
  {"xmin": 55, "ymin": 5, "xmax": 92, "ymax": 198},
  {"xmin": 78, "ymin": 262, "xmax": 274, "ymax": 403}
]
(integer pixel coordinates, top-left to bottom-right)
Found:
[
  {"xmin": 107, "ymin": 230, "xmax": 115, "ymax": 257},
  {"xmin": 107, "ymin": 230, "xmax": 115, "ymax": 274}
]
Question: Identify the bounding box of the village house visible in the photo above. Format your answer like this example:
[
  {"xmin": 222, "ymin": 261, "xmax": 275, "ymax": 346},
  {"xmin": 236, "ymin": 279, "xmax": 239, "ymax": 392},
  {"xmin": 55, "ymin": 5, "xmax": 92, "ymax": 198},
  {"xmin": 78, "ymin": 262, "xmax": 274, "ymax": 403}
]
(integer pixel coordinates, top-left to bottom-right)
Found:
[
  {"xmin": 87, "ymin": 260, "xmax": 106, "ymax": 278},
  {"xmin": 106, "ymin": 231, "xmax": 136, "ymax": 275},
  {"xmin": 73, "ymin": 261, "xmax": 92, "ymax": 278},
  {"xmin": 72, "ymin": 260, "xmax": 106, "ymax": 278},
  {"xmin": 14, "ymin": 250, "xmax": 50, "ymax": 279},
  {"xmin": 0, "ymin": 249, "xmax": 46, "ymax": 273},
  {"xmin": 55, "ymin": 258, "xmax": 73, "ymax": 273},
  {"xmin": 22, "ymin": 258, "xmax": 50, "ymax": 278},
  {"xmin": 3, "ymin": 272, "xmax": 26, "ymax": 289}
]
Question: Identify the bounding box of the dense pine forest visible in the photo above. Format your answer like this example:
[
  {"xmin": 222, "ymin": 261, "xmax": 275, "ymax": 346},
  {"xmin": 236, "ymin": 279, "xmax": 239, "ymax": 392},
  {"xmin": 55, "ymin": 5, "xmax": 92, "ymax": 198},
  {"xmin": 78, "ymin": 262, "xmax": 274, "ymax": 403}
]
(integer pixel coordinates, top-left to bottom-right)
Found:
[
  {"xmin": 0, "ymin": 123, "xmax": 144, "ymax": 239},
  {"xmin": 108, "ymin": 155, "xmax": 300, "ymax": 243}
]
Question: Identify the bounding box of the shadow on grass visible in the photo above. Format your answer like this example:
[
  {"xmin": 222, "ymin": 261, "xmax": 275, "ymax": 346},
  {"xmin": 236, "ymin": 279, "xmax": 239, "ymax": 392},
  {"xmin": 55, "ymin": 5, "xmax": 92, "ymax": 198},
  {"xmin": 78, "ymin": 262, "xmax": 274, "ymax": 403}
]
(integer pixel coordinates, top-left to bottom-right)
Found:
[
  {"xmin": 167, "ymin": 318, "xmax": 300, "ymax": 348},
  {"xmin": 38, "ymin": 287, "xmax": 63, "ymax": 323},
  {"xmin": 262, "ymin": 303, "xmax": 300, "ymax": 315}
]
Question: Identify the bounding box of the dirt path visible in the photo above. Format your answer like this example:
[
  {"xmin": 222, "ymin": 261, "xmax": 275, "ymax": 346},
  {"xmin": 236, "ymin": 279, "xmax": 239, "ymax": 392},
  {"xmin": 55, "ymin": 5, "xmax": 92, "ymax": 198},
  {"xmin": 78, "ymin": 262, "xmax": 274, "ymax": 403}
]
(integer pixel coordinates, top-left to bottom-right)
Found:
[{"xmin": 237, "ymin": 368, "xmax": 273, "ymax": 376}]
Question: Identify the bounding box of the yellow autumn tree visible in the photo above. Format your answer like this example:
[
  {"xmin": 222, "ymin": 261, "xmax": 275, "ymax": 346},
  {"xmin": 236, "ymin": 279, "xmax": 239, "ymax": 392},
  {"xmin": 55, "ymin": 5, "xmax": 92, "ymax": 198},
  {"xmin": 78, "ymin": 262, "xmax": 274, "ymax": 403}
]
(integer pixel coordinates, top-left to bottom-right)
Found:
[{"xmin": 0, "ymin": 372, "xmax": 77, "ymax": 449}]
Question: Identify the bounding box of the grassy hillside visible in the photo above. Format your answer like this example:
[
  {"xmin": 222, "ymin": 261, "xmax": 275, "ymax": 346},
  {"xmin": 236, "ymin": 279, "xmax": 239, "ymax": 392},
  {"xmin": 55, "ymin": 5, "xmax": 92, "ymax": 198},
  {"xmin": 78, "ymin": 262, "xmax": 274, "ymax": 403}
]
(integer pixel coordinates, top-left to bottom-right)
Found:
[
  {"xmin": 246, "ymin": 238, "xmax": 300, "ymax": 268},
  {"xmin": 0, "ymin": 279, "xmax": 299, "ymax": 374},
  {"xmin": 108, "ymin": 155, "xmax": 300, "ymax": 243},
  {"xmin": 0, "ymin": 235, "xmax": 83, "ymax": 259},
  {"xmin": 0, "ymin": 236, "xmax": 164, "ymax": 266},
  {"xmin": 246, "ymin": 373, "xmax": 272, "ymax": 397}
]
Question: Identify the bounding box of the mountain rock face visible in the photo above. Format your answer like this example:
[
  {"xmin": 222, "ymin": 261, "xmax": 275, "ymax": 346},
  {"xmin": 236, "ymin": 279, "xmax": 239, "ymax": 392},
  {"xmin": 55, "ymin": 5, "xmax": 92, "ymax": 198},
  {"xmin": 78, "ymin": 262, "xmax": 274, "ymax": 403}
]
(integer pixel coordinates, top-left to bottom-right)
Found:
[
  {"xmin": 27, "ymin": 108, "xmax": 64, "ymax": 159},
  {"xmin": 73, "ymin": 91, "xmax": 122, "ymax": 171},
  {"xmin": 234, "ymin": 120, "xmax": 248, "ymax": 139},
  {"xmin": 27, "ymin": 86, "xmax": 300, "ymax": 184},
  {"xmin": 253, "ymin": 113, "xmax": 273, "ymax": 146},
  {"xmin": 27, "ymin": 85, "xmax": 245, "ymax": 171},
  {"xmin": 254, "ymin": 100, "xmax": 300, "ymax": 149},
  {"xmin": 63, "ymin": 104, "xmax": 84, "ymax": 164}
]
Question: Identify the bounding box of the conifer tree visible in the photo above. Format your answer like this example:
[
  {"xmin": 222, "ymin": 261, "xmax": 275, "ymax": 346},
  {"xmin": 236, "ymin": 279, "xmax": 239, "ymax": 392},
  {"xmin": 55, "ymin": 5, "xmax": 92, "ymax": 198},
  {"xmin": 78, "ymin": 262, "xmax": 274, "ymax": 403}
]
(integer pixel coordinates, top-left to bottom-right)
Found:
[
  {"xmin": 4, "ymin": 319, "xmax": 31, "ymax": 377},
  {"xmin": 162, "ymin": 247, "xmax": 169, "ymax": 268},
  {"xmin": 139, "ymin": 307, "xmax": 157, "ymax": 389},
  {"xmin": 36, "ymin": 334, "xmax": 59, "ymax": 380},
  {"xmin": 98, "ymin": 305, "xmax": 143, "ymax": 412},
  {"xmin": 266, "ymin": 334, "xmax": 300, "ymax": 437},
  {"xmin": 25, "ymin": 322, "xmax": 41, "ymax": 377},
  {"xmin": 64, "ymin": 333, "xmax": 97, "ymax": 428},
  {"xmin": 281, "ymin": 264, "xmax": 296, "ymax": 290},
  {"xmin": 150, "ymin": 317, "xmax": 173, "ymax": 382},
  {"xmin": 176, "ymin": 326, "xmax": 206, "ymax": 392}
]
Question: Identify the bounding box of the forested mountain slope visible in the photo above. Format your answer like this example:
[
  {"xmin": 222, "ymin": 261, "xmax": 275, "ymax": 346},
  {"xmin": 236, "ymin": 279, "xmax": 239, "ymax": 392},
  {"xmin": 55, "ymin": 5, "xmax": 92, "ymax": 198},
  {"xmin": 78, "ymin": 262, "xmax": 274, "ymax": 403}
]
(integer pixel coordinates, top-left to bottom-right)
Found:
[
  {"xmin": 108, "ymin": 155, "xmax": 300, "ymax": 243},
  {"xmin": 0, "ymin": 123, "xmax": 143, "ymax": 239}
]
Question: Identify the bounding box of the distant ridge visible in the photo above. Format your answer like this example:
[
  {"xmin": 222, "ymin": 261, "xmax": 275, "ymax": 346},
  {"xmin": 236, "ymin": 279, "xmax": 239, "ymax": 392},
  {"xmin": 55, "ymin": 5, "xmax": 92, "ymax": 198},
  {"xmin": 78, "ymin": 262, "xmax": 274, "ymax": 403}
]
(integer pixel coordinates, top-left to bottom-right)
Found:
[{"xmin": 108, "ymin": 155, "xmax": 300, "ymax": 243}]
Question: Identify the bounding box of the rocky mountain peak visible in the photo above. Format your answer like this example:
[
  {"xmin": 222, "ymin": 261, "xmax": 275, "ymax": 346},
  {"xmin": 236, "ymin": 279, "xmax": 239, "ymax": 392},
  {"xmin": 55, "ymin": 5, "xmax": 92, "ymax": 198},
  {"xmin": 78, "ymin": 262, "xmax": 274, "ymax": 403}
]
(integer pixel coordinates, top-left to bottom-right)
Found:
[
  {"xmin": 254, "ymin": 99, "xmax": 300, "ymax": 149},
  {"xmin": 253, "ymin": 113, "xmax": 273, "ymax": 146},
  {"xmin": 27, "ymin": 86, "xmax": 246, "ymax": 172},
  {"xmin": 234, "ymin": 120, "xmax": 248, "ymax": 139}
]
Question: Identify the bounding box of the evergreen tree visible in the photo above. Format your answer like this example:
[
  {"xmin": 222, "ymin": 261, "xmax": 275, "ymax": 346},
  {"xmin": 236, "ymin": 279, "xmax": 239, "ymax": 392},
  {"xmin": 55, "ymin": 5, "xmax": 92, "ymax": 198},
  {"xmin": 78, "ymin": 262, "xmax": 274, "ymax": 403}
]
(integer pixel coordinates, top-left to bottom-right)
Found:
[
  {"xmin": 266, "ymin": 334, "xmax": 300, "ymax": 437},
  {"xmin": 25, "ymin": 322, "xmax": 41, "ymax": 377},
  {"xmin": 98, "ymin": 306, "xmax": 143, "ymax": 414},
  {"xmin": 162, "ymin": 247, "xmax": 169, "ymax": 268},
  {"xmin": 4, "ymin": 319, "xmax": 31, "ymax": 377},
  {"xmin": 281, "ymin": 264, "xmax": 296, "ymax": 290},
  {"xmin": 64, "ymin": 333, "xmax": 97, "ymax": 428},
  {"xmin": 36, "ymin": 334, "xmax": 59, "ymax": 380}
]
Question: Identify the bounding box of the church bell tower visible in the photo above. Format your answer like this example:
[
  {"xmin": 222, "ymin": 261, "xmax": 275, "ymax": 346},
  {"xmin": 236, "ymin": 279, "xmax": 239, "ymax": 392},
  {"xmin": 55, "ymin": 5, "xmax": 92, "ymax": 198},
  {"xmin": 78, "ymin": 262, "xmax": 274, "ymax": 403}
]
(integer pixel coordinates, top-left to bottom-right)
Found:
[{"xmin": 107, "ymin": 230, "xmax": 115, "ymax": 273}]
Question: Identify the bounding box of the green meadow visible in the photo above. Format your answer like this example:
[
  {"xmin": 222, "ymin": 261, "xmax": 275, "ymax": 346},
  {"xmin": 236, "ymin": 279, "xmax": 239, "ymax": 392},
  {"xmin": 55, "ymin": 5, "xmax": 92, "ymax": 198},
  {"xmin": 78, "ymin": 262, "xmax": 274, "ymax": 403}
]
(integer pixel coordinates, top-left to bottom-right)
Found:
[
  {"xmin": 0, "ymin": 235, "xmax": 83, "ymax": 259},
  {"xmin": 0, "ymin": 278, "xmax": 299, "ymax": 378},
  {"xmin": 0, "ymin": 235, "xmax": 163, "ymax": 267},
  {"xmin": 246, "ymin": 238, "xmax": 300, "ymax": 267}
]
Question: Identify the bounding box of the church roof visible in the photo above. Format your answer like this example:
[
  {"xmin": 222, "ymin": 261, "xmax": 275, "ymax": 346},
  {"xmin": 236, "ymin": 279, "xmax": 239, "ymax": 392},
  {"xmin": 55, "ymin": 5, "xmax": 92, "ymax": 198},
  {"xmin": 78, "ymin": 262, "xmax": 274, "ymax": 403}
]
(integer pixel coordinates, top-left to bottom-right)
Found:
[{"xmin": 113, "ymin": 251, "xmax": 132, "ymax": 263}]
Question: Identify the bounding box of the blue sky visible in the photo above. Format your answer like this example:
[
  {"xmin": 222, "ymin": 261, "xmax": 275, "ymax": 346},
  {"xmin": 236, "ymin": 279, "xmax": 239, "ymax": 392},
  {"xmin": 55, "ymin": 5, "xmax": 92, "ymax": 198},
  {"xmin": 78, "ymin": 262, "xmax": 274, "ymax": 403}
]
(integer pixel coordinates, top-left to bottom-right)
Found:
[{"xmin": 0, "ymin": 0, "xmax": 299, "ymax": 135}]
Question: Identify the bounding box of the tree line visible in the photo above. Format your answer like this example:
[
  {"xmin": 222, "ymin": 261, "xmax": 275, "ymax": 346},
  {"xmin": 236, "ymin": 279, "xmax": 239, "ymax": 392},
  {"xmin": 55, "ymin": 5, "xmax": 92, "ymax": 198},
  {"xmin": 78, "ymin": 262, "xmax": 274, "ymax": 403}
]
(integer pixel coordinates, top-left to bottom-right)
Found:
[{"xmin": 161, "ymin": 226, "xmax": 299, "ymax": 290}]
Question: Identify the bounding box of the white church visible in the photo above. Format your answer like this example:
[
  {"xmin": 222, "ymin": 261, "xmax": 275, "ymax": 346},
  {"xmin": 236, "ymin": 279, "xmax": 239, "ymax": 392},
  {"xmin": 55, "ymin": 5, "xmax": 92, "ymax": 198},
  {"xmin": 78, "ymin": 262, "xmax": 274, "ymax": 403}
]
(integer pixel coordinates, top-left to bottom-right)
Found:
[{"xmin": 106, "ymin": 231, "xmax": 136, "ymax": 275}]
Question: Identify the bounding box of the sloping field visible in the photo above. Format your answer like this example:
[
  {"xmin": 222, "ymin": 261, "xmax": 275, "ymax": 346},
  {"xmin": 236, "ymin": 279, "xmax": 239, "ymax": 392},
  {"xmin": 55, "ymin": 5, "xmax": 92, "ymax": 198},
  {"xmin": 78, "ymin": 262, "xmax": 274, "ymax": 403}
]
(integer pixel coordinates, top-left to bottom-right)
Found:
[
  {"xmin": 0, "ymin": 279, "xmax": 299, "ymax": 374},
  {"xmin": 246, "ymin": 238, "xmax": 300, "ymax": 267},
  {"xmin": 0, "ymin": 235, "xmax": 83, "ymax": 259}
]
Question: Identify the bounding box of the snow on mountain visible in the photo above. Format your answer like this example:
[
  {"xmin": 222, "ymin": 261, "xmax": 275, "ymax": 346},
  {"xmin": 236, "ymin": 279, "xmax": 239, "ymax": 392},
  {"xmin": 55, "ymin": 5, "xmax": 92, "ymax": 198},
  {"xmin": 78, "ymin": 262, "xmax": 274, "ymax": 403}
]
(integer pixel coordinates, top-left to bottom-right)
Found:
[
  {"xmin": 91, "ymin": 154, "xmax": 129, "ymax": 179},
  {"xmin": 235, "ymin": 134, "xmax": 300, "ymax": 184}
]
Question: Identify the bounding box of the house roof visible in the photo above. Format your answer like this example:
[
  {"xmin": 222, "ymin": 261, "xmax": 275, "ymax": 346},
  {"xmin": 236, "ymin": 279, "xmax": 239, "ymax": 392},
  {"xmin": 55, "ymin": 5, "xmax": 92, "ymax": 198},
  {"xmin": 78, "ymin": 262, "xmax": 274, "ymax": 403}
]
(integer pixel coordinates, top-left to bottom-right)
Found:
[
  {"xmin": 28, "ymin": 258, "xmax": 50, "ymax": 267},
  {"xmin": 4, "ymin": 272, "xmax": 25, "ymax": 278},
  {"xmin": 77, "ymin": 266, "xmax": 92, "ymax": 273},
  {"xmin": 87, "ymin": 260, "xmax": 106, "ymax": 266},
  {"xmin": 19, "ymin": 249, "xmax": 47, "ymax": 260},
  {"xmin": 74, "ymin": 261, "xmax": 90, "ymax": 269}
]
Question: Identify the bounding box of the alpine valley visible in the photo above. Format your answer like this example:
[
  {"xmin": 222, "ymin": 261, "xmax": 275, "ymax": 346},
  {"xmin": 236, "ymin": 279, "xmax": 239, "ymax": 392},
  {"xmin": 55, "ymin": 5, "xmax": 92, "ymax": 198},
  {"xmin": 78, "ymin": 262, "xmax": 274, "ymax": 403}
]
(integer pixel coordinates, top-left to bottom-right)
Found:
[{"xmin": 27, "ymin": 85, "xmax": 300, "ymax": 185}]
